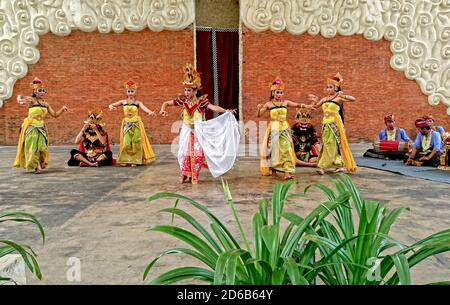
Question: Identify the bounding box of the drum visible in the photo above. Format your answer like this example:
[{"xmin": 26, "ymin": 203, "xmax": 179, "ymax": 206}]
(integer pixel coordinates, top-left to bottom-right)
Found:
[{"xmin": 373, "ymin": 140, "xmax": 409, "ymax": 153}]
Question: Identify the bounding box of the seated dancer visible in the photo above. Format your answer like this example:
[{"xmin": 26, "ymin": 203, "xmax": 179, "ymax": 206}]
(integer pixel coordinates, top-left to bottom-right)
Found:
[
  {"xmin": 363, "ymin": 114, "xmax": 412, "ymax": 160},
  {"xmin": 68, "ymin": 110, "xmax": 114, "ymax": 167},
  {"xmin": 291, "ymin": 107, "xmax": 321, "ymax": 167},
  {"xmin": 422, "ymin": 115, "xmax": 445, "ymax": 139},
  {"xmin": 108, "ymin": 80, "xmax": 156, "ymax": 167},
  {"xmin": 405, "ymin": 118, "xmax": 443, "ymax": 167},
  {"xmin": 159, "ymin": 64, "xmax": 240, "ymax": 184},
  {"xmin": 13, "ymin": 77, "xmax": 68, "ymax": 174},
  {"xmin": 257, "ymin": 77, "xmax": 307, "ymax": 180}
]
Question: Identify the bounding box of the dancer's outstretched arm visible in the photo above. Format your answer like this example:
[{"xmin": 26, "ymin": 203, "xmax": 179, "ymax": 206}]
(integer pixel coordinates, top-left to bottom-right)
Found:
[
  {"xmin": 48, "ymin": 104, "xmax": 68, "ymax": 118},
  {"xmin": 207, "ymin": 104, "xmax": 236, "ymax": 114},
  {"xmin": 136, "ymin": 101, "xmax": 156, "ymax": 116},
  {"xmin": 159, "ymin": 100, "xmax": 176, "ymax": 116},
  {"xmin": 336, "ymin": 91, "xmax": 356, "ymax": 102},
  {"xmin": 17, "ymin": 95, "xmax": 34, "ymax": 106},
  {"xmin": 285, "ymin": 100, "xmax": 314, "ymax": 109},
  {"xmin": 256, "ymin": 102, "xmax": 270, "ymax": 117},
  {"xmin": 108, "ymin": 100, "xmax": 124, "ymax": 110}
]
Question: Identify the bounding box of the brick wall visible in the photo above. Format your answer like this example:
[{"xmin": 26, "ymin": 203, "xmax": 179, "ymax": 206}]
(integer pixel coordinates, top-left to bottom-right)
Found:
[
  {"xmin": 0, "ymin": 29, "xmax": 194, "ymax": 145},
  {"xmin": 2, "ymin": 27, "xmax": 449, "ymax": 146},
  {"xmin": 242, "ymin": 27, "xmax": 450, "ymax": 143}
]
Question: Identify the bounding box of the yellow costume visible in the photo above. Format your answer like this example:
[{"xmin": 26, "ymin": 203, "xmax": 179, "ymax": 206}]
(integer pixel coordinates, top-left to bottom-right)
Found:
[
  {"xmin": 13, "ymin": 105, "xmax": 49, "ymax": 170},
  {"xmin": 260, "ymin": 78, "xmax": 296, "ymax": 176},
  {"xmin": 261, "ymin": 106, "xmax": 296, "ymax": 175},
  {"xmin": 117, "ymin": 80, "xmax": 155, "ymax": 165},
  {"xmin": 118, "ymin": 103, "xmax": 155, "ymax": 165},
  {"xmin": 317, "ymin": 73, "xmax": 357, "ymax": 173}
]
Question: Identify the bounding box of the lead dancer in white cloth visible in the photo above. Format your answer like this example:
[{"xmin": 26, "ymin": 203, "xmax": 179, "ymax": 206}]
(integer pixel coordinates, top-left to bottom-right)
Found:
[{"xmin": 159, "ymin": 64, "xmax": 239, "ymax": 184}]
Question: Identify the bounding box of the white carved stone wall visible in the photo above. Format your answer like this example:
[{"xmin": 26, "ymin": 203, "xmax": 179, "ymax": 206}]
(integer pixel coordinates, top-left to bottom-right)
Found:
[
  {"xmin": 241, "ymin": 0, "xmax": 450, "ymax": 115},
  {"xmin": 0, "ymin": 0, "xmax": 194, "ymax": 107}
]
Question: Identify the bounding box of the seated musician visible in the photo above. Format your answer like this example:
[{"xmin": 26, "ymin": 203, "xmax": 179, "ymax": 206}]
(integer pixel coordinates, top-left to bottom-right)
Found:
[
  {"xmin": 291, "ymin": 107, "xmax": 321, "ymax": 167},
  {"xmin": 422, "ymin": 115, "xmax": 446, "ymax": 139},
  {"xmin": 364, "ymin": 114, "xmax": 412, "ymax": 160},
  {"xmin": 68, "ymin": 110, "xmax": 114, "ymax": 167},
  {"xmin": 404, "ymin": 118, "xmax": 443, "ymax": 167}
]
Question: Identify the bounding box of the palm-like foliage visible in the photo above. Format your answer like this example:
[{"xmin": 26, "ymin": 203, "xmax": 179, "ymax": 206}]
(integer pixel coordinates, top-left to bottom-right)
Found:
[
  {"xmin": 144, "ymin": 175, "xmax": 450, "ymax": 285},
  {"xmin": 144, "ymin": 178, "xmax": 350, "ymax": 284},
  {"xmin": 302, "ymin": 174, "xmax": 450, "ymax": 285},
  {"xmin": 0, "ymin": 212, "xmax": 45, "ymax": 283}
]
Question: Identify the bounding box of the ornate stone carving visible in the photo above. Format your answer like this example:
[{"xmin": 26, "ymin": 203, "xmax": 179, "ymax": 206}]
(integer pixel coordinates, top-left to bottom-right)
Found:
[
  {"xmin": 0, "ymin": 0, "xmax": 194, "ymax": 107},
  {"xmin": 241, "ymin": 0, "xmax": 450, "ymax": 115}
]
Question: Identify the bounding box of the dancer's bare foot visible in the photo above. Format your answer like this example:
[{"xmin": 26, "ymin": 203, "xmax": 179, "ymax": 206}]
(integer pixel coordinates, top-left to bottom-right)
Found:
[
  {"xmin": 34, "ymin": 164, "xmax": 43, "ymax": 174},
  {"xmin": 40, "ymin": 162, "xmax": 46, "ymax": 170},
  {"xmin": 283, "ymin": 173, "xmax": 294, "ymax": 180},
  {"xmin": 333, "ymin": 167, "xmax": 345, "ymax": 173},
  {"xmin": 178, "ymin": 175, "xmax": 189, "ymax": 184},
  {"xmin": 120, "ymin": 164, "xmax": 128, "ymax": 167},
  {"xmin": 317, "ymin": 169, "xmax": 325, "ymax": 175},
  {"xmin": 131, "ymin": 164, "xmax": 137, "ymax": 167}
]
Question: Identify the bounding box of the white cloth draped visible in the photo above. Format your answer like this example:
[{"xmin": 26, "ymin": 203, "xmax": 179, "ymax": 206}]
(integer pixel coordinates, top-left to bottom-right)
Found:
[{"xmin": 192, "ymin": 112, "xmax": 240, "ymax": 178}]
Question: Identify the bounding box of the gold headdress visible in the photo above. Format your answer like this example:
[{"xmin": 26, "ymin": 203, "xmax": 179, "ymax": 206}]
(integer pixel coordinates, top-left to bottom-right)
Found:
[
  {"xmin": 124, "ymin": 80, "xmax": 138, "ymax": 90},
  {"xmin": 182, "ymin": 63, "xmax": 202, "ymax": 90},
  {"xmin": 30, "ymin": 77, "xmax": 44, "ymax": 90},
  {"xmin": 327, "ymin": 72, "xmax": 343, "ymax": 90},
  {"xmin": 296, "ymin": 107, "xmax": 312, "ymax": 123},
  {"xmin": 270, "ymin": 77, "xmax": 285, "ymax": 91},
  {"xmin": 84, "ymin": 110, "xmax": 105, "ymax": 127}
]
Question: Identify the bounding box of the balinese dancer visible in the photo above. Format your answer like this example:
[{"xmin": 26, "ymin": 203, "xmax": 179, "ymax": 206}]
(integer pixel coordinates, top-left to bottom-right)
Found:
[
  {"xmin": 364, "ymin": 114, "xmax": 412, "ymax": 160},
  {"xmin": 13, "ymin": 77, "xmax": 68, "ymax": 174},
  {"xmin": 68, "ymin": 110, "xmax": 114, "ymax": 167},
  {"xmin": 308, "ymin": 73, "xmax": 357, "ymax": 175},
  {"xmin": 405, "ymin": 118, "xmax": 443, "ymax": 167},
  {"xmin": 257, "ymin": 77, "xmax": 305, "ymax": 180},
  {"xmin": 291, "ymin": 107, "xmax": 321, "ymax": 167},
  {"xmin": 108, "ymin": 80, "xmax": 156, "ymax": 166},
  {"xmin": 159, "ymin": 64, "xmax": 239, "ymax": 184}
]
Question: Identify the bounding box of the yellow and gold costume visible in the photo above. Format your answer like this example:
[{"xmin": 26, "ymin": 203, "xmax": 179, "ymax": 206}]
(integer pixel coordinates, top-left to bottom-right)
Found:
[
  {"xmin": 261, "ymin": 105, "xmax": 296, "ymax": 175},
  {"xmin": 118, "ymin": 103, "xmax": 155, "ymax": 165},
  {"xmin": 13, "ymin": 104, "xmax": 49, "ymax": 170},
  {"xmin": 317, "ymin": 73, "xmax": 357, "ymax": 173},
  {"xmin": 117, "ymin": 80, "xmax": 155, "ymax": 165}
]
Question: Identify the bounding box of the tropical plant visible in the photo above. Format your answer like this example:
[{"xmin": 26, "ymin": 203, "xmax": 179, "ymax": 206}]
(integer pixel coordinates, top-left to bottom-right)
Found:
[
  {"xmin": 144, "ymin": 178, "xmax": 350, "ymax": 284},
  {"xmin": 301, "ymin": 174, "xmax": 450, "ymax": 285},
  {"xmin": 0, "ymin": 212, "xmax": 45, "ymax": 283},
  {"xmin": 144, "ymin": 174, "xmax": 450, "ymax": 285}
]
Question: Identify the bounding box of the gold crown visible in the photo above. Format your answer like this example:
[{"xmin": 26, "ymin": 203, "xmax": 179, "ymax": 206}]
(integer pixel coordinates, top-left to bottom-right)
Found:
[
  {"xmin": 270, "ymin": 77, "xmax": 285, "ymax": 91},
  {"xmin": 124, "ymin": 80, "xmax": 138, "ymax": 90},
  {"xmin": 30, "ymin": 77, "xmax": 44, "ymax": 90},
  {"xmin": 182, "ymin": 63, "xmax": 202, "ymax": 90},
  {"xmin": 296, "ymin": 107, "xmax": 312, "ymax": 122},
  {"xmin": 327, "ymin": 72, "xmax": 343, "ymax": 89},
  {"xmin": 84, "ymin": 110, "xmax": 105, "ymax": 126}
]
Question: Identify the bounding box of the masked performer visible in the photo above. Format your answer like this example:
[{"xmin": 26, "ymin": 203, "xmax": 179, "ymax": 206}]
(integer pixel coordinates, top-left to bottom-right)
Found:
[
  {"xmin": 363, "ymin": 114, "xmax": 412, "ymax": 160},
  {"xmin": 308, "ymin": 73, "xmax": 357, "ymax": 175},
  {"xmin": 291, "ymin": 107, "xmax": 321, "ymax": 167},
  {"xmin": 13, "ymin": 77, "xmax": 68, "ymax": 174},
  {"xmin": 108, "ymin": 80, "xmax": 156, "ymax": 166},
  {"xmin": 159, "ymin": 64, "xmax": 240, "ymax": 184},
  {"xmin": 257, "ymin": 77, "xmax": 307, "ymax": 180},
  {"xmin": 68, "ymin": 110, "xmax": 114, "ymax": 167},
  {"xmin": 405, "ymin": 118, "xmax": 443, "ymax": 167}
]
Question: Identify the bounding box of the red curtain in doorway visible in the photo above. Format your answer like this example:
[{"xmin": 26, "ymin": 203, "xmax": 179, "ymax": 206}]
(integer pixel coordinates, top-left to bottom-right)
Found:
[
  {"xmin": 196, "ymin": 30, "xmax": 214, "ymax": 119},
  {"xmin": 196, "ymin": 28, "xmax": 239, "ymax": 120},
  {"xmin": 216, "ymin": 31, "xmax": 239, "ymax": 116}
]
